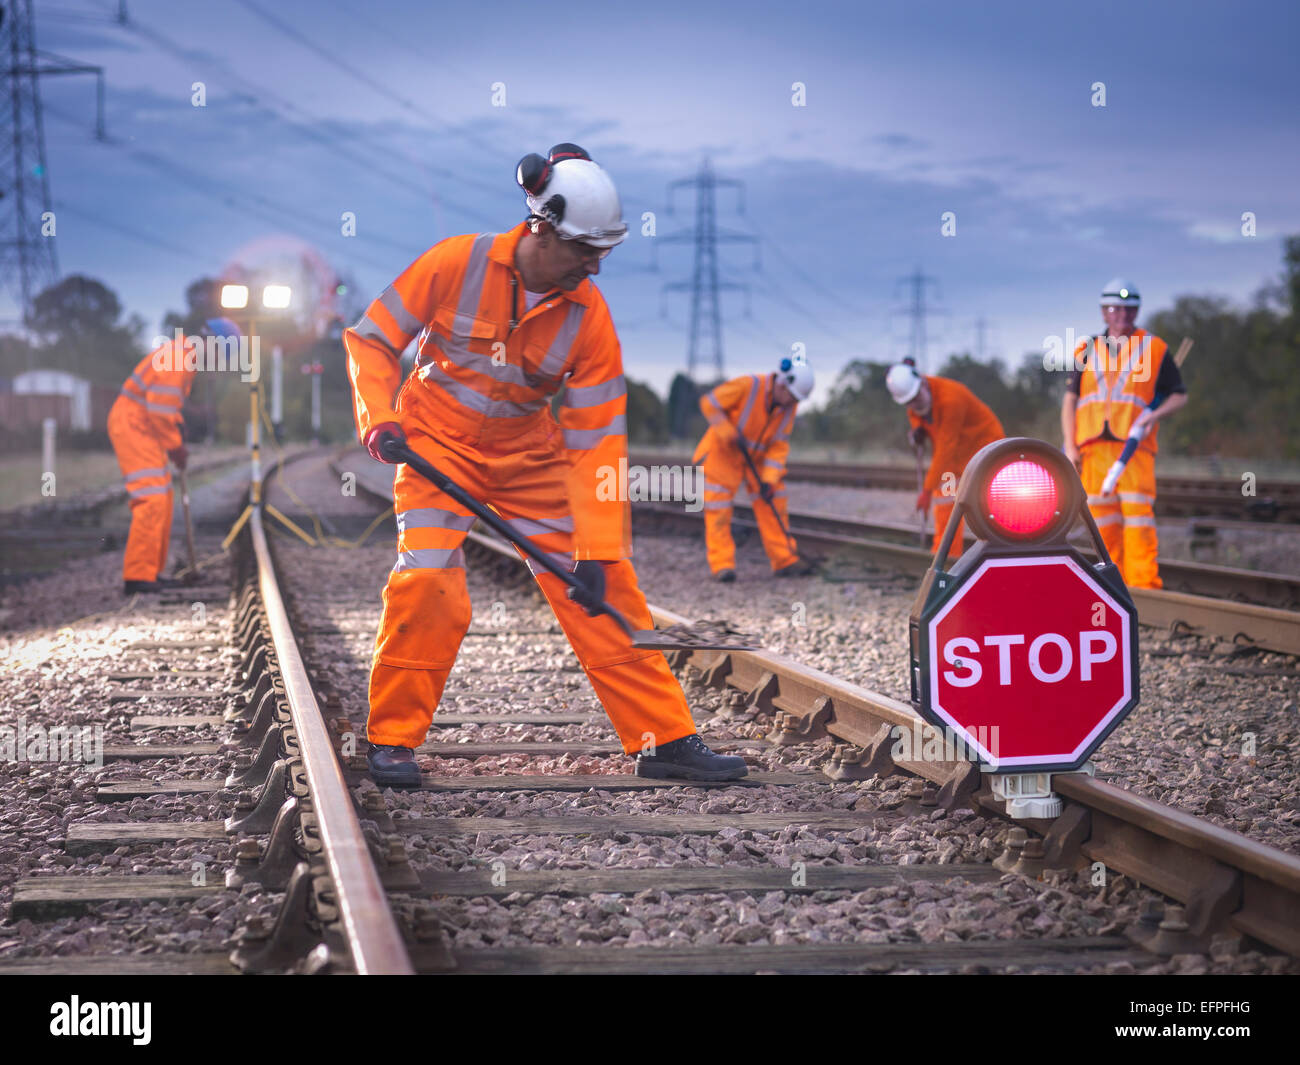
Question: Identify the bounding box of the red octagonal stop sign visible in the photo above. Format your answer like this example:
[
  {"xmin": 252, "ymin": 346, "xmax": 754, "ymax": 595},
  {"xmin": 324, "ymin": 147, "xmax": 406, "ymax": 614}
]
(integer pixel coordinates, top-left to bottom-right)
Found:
[{"xmin": 923, "ymin": 554, "xmax": 1137, "ymax": 771}]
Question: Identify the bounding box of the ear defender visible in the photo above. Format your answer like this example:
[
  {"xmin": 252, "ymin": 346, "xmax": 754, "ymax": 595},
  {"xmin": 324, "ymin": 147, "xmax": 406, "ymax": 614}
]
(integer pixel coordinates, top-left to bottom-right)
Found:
[
  {"xmin": 516, "ymin": 153, "xmax": 551, "ymax": 195},
  {"xmin": 780, "ymin": 357, "xmax": 793, "ymax": 373},
  {"xmin": 548, "ymin": 142, "xmax": 591, "ymax": 164}
]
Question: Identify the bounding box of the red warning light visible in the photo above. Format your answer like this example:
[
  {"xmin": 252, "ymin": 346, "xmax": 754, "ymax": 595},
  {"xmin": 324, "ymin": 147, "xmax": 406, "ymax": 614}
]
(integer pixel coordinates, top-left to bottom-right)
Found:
[{"xmin": 987, "ymin": 460, "xmax": 1058, "ymax": 536}]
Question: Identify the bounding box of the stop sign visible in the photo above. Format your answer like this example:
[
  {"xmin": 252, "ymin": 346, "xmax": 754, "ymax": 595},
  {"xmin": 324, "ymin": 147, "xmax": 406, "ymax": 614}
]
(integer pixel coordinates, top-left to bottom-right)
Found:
[{"xmin": 918, "ymin": 552, "xmax": 1137, "ymax": 772}]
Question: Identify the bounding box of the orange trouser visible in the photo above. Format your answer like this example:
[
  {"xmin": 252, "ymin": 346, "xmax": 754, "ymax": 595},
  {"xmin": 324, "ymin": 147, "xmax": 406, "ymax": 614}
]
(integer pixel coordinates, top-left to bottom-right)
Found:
[
  {"xmin": 367, "ymin": 418, "xmax": 698, "ymax": 754},
  {"xmin": 931, "ymin": 499, "xmax": 965, "ymax": 556},
  {"xmin": 1081, "ymin": 442, "xmax": 1161, "ymax": 589},
  {"xmin": 107, "ymin": 398, "xmax": 174, "ymax": 582},
  {"xmin": 700, "ymin": 452, "xmax": 798, "ymax": 573}
]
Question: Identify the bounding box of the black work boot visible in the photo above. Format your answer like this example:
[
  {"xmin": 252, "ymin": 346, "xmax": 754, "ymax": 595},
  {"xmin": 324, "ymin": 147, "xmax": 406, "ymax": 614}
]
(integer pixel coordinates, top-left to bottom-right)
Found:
[
  {"xmin": 123, "ymin": 579, "xmax": 162, "ymax": 595},
  {"xmin": 774, "ymin": 557, "xmax": 817, "ymax": 578},
  {"xmin": 635, "ymin": 734, "xmax": 749, "ymax": 782},
  {"xmin": 368, "ymin": 744, "xmax": 421, "ymax": 788},
  {"xmin": 714, "ymin": 568, "xmax": 736, "ymax": 583}
]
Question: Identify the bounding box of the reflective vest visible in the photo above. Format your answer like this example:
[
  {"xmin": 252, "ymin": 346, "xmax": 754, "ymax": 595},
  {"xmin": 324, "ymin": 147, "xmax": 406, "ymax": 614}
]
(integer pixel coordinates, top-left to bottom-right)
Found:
[
  {"xmin": 116, "ymin": 339, "xmax": 194, "ymax": 451},
  {"xmin": 693, "ymin": 373, "xmax": 795, "ymax": 482},
  {"xmin": 1074, "ymin": 328, "xmax": 1169, "ymax": 454},
  {"xmin": 344, "ymin": 223, "xmax": 630, "ymax": 559}
]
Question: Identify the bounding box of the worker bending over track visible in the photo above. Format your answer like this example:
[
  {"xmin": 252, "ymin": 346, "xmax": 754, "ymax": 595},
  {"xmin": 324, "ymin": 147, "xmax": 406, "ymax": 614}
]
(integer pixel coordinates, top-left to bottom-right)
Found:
[
  {"xmin": 886, "ymin": 361, "xmax": 1005, "ymax": 554},
  {"xmin": 1062, "ymin": 278, "xmax": 1187, "ymax": 589},
  {"xmin": 345, "ymin": 143, "xmax": 747, "ymax": 788},
  {"xmin": 108, "ymin": 318, "xmax": 238, "ymax": 594},
  {"xmin": 693, "ymin": 358, "xmax": 815, "ymax": 582}
]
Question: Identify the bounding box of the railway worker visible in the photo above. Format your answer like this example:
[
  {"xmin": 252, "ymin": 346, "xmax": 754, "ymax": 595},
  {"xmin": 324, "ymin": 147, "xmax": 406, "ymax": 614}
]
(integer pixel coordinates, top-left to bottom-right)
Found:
[
  {"xmin": 345, "ymin": 142, "xmax": 748, "ymax": 788},
  {"xmin": 693, "ymin": 357, "xmax": 816, "ymax": 582},
  {"xmin": 108, "ymin": 318, "xmax": 239, "ymax": 594},
  {"xmin": 1061, "ymin": 278, "xmax": 1187, "ymax": 589},
  {"xmin": 885, "ymin": 361, "xmax": 1005, "ymax": 554}
]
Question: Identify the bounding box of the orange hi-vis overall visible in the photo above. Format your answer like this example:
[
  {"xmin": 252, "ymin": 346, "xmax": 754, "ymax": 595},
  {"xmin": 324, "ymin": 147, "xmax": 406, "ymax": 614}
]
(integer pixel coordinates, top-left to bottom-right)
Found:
[
  {"xmin": 107, "ymin": 339, "xmax": 195, "ymax": 582},
  {"xmin": 693, "ymin": 373, "xmax": 798, "ymax": 573},
  {"xmin": 1073, "ymin": 329, "xmax": 1169, "ymax": 589},
  {"xmin": 906, "ymin": 376, "xmax": 1004, "ymax": 554},
  {"xmin": 344, "ymin": 224, "xmax": 697, "ymax": 754}
]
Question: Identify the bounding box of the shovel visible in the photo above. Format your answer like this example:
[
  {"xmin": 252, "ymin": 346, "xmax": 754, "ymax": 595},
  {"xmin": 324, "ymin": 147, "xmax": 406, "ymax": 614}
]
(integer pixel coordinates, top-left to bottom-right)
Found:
[
  {"xmin": 912, "ymin": 442, "xmax": 928, "ymax": 546},
  {"xmin": 383, "ymin": 440, "xmax": 758, "ymax": 652}
]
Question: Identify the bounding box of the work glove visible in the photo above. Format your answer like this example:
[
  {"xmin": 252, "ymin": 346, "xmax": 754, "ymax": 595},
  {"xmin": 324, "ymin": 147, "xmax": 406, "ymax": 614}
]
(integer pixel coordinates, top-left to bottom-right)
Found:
[
  {"xmin": 915, "ymin": 489, "xmax": 932, "ymax": 513},
  {"xmin": 908, "ymin": 425, "xmax": 928, "ymax": 449},
  {"xmin": 567, "ymin": 560, "xmax": 607, "ymax": 617},
  {"xmin": 167, "ymin": 444, "xmax": 189, "ymax": 471},
  {"xmin": 758, "ymin": 482, "xmax": 776, "ymax": 503},
  {"xmin": 364, "ymin": 422, "xmax": 405, "ymax": 464}
]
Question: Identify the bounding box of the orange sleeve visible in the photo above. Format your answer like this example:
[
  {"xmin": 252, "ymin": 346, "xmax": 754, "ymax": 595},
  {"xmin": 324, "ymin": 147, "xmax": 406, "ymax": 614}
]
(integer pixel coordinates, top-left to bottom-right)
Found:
[
  {"xmin": 140, "ymin": 340, "xmax": 189, "ymax": 451},
  {"xmin": 923, "ymin": 379, "xmax": 969, "ymax": 495},
  {"xmin": 343, "ymin": 243, "xmax": 445, "ymax": 440},
  {"xmin": 699, "ymin": 376, "xmax": 751, "ymax": 426},
  {"xmin": 559, "ymin": 295, "xmax": 631, "ymax": 561}
]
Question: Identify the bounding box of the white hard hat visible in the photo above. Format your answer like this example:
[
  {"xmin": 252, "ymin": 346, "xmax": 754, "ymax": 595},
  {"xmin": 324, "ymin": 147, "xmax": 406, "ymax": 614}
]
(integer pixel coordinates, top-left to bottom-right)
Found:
[
  {"xmin": 516, "ymin": 143, "xmax": 627, "ymax": 248},
  {"xmin": 777, "ymin": 355, "xmax": 814, "ymax": 400},
  {"xmin": 886, "ymin": 362, "xmax": 923, "ymax": 404},
  {"xmin": 1100, "ymin": 278, "xmax": 1141, "ymax": 307}
]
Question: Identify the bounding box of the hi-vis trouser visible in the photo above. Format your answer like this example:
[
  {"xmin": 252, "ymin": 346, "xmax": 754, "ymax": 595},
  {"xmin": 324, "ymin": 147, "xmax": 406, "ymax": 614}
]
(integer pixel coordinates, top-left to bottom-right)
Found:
[
  {"xmin": 367, "ymin": 405, "xmax": 697, "ymax": 755},
  {"xmin": 1082, "ymin": 442, "xmax": 1161, "ymax": 589},
  {"xmin": 107, "ymin": 398, "xmax": 174, "ymax": 582},
  {"xmin": 700, "ymin": 450, "xmax": 797, "ymax": 574}
]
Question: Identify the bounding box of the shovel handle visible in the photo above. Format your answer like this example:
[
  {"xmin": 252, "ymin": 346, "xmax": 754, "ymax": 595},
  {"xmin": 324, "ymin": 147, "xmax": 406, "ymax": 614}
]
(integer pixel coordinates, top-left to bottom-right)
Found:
[
  {"xmin": 382, "ymin": 440, "xmax": 638, "ymax": 639},
  {"xmin": 735, "ymin": 437, "xmax": 795, "ymax": 549}
]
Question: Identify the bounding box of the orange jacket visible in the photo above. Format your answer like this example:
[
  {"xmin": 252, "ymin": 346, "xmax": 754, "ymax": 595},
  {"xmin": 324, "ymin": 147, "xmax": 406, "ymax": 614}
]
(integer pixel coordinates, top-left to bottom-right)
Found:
[
  {"xmin": 1073, "ymin": 329, "xmax": 1169, "ymax": 455},
  {"xmin": 116, "ymin": 337, "xmax": 197, "ymax": 451},
  {"xmin": 693, "ymin": 373, "xmax": 796, "ymax": 483},
  {"xmin": 344, "ymin": 223, "xmax": 630, "ymax": 560},
  {"xmin": 907, "ymin": 375, "xmax": 1004, "ymax": 495}
]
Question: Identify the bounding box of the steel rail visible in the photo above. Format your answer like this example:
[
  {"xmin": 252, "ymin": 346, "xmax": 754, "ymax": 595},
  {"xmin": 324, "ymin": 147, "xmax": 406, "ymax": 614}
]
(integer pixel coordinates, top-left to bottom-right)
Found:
[
  {"xmin": 636, "ymin": 502, "xmax": 1300, "ymax": 655},
  {"xmin": 249, "ymin": 505, "xmax": 414, "ymax": 974}
]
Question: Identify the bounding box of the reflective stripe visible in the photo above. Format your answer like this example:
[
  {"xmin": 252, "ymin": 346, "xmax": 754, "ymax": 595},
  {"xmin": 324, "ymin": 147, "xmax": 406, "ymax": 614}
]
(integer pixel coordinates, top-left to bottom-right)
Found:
[
  {"xmin": 380, "ymin": 285, "xmax": 423, "ymax": 337},
  {"xmin": 129, "ymin": 371, "xmax": 148, "ymax": 392},
  {"xmin": 125, "ymin": 467, "xmax": 168, "ymax": 483},
  {"xmin": 453, "ymin": 234, "xmax": 494, "ymax": 334},
  {"xmin": 422, "ymin": 360, "xmax": 547, "ymax": 418},
  {"xmin": 563, "ymin": 413, "xmax": 626, "ymax": 450},
  {"xmin": 430, "ymin": 332, "xmax": 529, "ymax": 387},
  {"xmin": 149, "ymin": 383, "xmax": 183, "ymax": 396},
  {"xmin": 774, "ymin": 407, "xmax": 795, "ymax": 442},
  {"xmin": 395, "ymin": 507, "xmax": 476, "ymax": 533},
  {"xmin": 523, "ymin": 550, "xmax": 574, "ymax": 577},
  {"xmin": 1093, "ymin": 514, "xmax": 1122, "ymax": 527},
  {"xmin": 1122, "ymin": 514, "xmax": 1156, "ymax": 527},
  {"xmin": 736, "ymin": 375, "xmax": 761, "ymax": 432},
  {"xmin": 564, "ymin": 375, "xmax": 625, "ymax": 409},
  {"xmin": 1118, "ymin": 492, "xmax": 1154, "ymax": 504},
  {"xmin": 537, "ymin": 303, "xmax": 586, "ymax": 381},
  {"xmin": 393, "ymin": 546, "xmax": 466, "ymax": 572},
  {"xmin": 704, "ymin": 499, "xmax": 732, "ymax": 511},
  {"xmin": 704, "ymin": 481, "xmax": 730, "ymax": 494},
  {"xmin": 704, "ymin": 393, "xmax": 725, "ymax": 420},
  {"xmin": 1075, "ymin": 394, "xmax": 1104, "ymax": 408},
  {"xmin": 129, "ymin": 483, "xmax": 171, "ymax": 499},
  {"xmin": 120, "ymin": 389, "xmax": 180, "ymax": 416},
  {"xmin": 353, "ymin": 312, "xmax": 395, "ymax": 348},
  {"xmin": 145, "ymin": 392, "xmax": 183, "ymax": 409},
  {"xmin": 510, "ymin": 514, "xmax": 575, "ymax": 538},
  {"xmin": 1087, "ymin": 494, "xmax": 1118, "ymax": 505},
  {"xmin": 763, "ymin": 461, "xmax": 783, "ymax": 473}
]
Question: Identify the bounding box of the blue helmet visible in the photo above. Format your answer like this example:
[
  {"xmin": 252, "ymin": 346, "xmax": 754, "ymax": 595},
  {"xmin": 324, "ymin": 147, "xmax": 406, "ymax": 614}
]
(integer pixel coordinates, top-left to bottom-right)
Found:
[{"xmin": 203, "ymin": 316, "xmax": 242, "ymax": 338}]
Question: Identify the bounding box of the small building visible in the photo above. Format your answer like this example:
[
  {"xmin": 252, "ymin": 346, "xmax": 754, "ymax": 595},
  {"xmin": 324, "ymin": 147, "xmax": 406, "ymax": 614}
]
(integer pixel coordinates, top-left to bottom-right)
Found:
[{"xmin": 2, "ymin": 371, "xmax": 116, "ymax": 431}]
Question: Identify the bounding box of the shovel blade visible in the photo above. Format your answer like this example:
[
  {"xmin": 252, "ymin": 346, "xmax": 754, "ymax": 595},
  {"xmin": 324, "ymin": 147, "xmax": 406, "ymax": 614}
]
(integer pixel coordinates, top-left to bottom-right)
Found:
[{"xmin": 629, "ymin": 627, "xmax": 761, "ymax": 652}]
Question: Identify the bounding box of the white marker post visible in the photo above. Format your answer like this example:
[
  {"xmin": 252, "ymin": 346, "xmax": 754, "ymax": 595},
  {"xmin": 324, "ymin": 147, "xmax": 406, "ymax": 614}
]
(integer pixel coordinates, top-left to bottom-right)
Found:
[{"xmin": 42, "ymin": 417, "xmax": 56, "ymax": 499}]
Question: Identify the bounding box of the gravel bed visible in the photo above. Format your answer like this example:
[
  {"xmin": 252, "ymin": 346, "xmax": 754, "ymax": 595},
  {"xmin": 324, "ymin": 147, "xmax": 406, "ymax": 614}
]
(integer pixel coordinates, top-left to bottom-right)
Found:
[{"xmin": 271, "ymin": 455, "xmax": 1297, "ymax": 973}]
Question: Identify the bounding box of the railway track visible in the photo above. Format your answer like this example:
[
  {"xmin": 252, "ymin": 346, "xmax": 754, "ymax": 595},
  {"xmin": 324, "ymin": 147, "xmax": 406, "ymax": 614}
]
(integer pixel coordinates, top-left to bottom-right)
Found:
[
  {"xmin": 627, "ymin": 454, "xmax": 1300, "ymax": 524},
  {"xmin": 636, "ymin": 502, "xmax": 1300, "ymax": 657},
  {"xmin": 4, "ymin": 446, "xmax": 1295, "ymax": 975}
]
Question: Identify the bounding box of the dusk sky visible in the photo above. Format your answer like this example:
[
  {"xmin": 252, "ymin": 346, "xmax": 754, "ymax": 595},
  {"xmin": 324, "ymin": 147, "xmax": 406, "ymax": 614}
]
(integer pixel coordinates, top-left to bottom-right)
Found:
[{"xmin": 14, "ymin": 0, "xmax": 1299, "ymax": 401}]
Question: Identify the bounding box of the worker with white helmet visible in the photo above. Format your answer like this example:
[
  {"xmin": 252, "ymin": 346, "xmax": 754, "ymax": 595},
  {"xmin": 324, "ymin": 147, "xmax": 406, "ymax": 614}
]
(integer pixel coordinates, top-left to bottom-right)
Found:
[
  {"xmin": 1061, "ymin": 278, "xmax": 1187, "ymax": 588},
  {"xmin": 345, "ymin": 143, "xmax": 747, "ymax": 786},
  {"xmin": 886, "ymin": 359, "xmax": 1004, "ymax": 554},
  {"xmin": 693, "ymin": 356, "xmax": 815, "ymax": 581}
]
